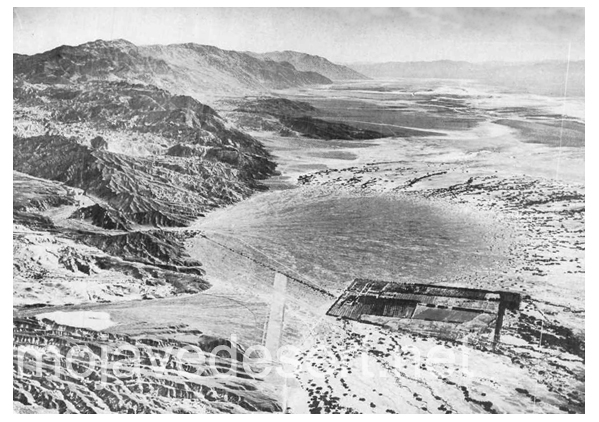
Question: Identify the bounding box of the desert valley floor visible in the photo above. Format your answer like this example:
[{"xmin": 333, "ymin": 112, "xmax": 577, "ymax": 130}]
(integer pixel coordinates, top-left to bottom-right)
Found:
[{"xmin": 14, "ymin": 78, "xmax": 585, "ymax": 414}]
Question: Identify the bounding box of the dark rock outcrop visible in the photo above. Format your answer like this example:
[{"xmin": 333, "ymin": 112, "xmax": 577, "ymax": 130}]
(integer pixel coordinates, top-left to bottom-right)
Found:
[
  {"xmin": 235, "ymin": 97, "xmax": 317, "ymax": 116},
  {"xmin": 234, "ymin": 97, "xmax": 388, "ymax": 140},
  {"xmin": 13, "ymin": 135, "xmax": 199, "ymax": 227},
  {"xmin": 80, "ymin": 230, "xmax": 202, "ymax": 270},
  {"xmin": 279, "ymin": 116, "xmax": 388, "ymax": 140},
  {"xmin": 69, "ymin": 204, "xmax": 131, "ymax": 231},
  {"xmin": 90, "ymin": 136, "xmax": 108, "ymax": 150},
  {"xmin": 13, "ymin": 171, "xmax": 77, "ymax": 213}
]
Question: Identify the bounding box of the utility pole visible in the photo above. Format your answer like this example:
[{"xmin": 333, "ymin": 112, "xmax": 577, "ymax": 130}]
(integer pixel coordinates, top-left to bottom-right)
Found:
[{"xmin": 493, "ymin": 301, "xmax": 507, "ymax": 350}]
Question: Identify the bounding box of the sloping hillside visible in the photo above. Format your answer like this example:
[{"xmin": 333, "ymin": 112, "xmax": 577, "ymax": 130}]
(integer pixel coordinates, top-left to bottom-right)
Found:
[
  {"xmin": 248, "ymin": 50, "xmax": 368, "ymax": 81},
  {"xmin": 14, "ymin": 79, "xmax": 277, "ymax": 227},
  {"xmin": 140, "ymin": 43, "xmax": 332, "ymax": 99}
]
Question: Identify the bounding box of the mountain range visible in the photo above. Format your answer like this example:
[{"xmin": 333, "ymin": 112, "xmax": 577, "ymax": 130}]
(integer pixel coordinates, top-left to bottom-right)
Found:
[
  {"xmin": 349, "ymin": 60, "xmax": 585, "ymax": 96},
  {"xmin": 15, "ymin": 39, "xmax": 353, "ymax": 102}
]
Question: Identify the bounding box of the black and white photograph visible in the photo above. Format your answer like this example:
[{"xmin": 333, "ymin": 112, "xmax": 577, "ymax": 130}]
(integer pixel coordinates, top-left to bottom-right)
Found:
[{"xmin": 11, "ymin": 6, "xmax": 586, "ymax": 414}]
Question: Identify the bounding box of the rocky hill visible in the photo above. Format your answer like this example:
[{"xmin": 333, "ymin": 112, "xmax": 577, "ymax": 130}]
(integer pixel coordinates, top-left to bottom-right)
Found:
[
  {"xmin": 248, "ymin": 50, "xmax": 368, "ymax": 81},
  {"xmin": 13, "ymin": 41, "xmax": 281, "ymax": 306},
  {"xmin": 14, "ymin": 78, "xmax": 277, "ymax": 224}
]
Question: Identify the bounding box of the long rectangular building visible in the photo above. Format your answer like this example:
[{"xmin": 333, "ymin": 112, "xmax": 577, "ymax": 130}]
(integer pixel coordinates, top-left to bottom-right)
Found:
[{"xmin": 327, "ymin": 279, "xmax": 521, "ymax": 345}]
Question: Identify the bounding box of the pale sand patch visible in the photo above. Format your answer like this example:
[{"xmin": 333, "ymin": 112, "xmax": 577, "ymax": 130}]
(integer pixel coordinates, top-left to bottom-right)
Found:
[{"xmin": 36, "ymin": 311, "xmax": 116, "ymax": 330}]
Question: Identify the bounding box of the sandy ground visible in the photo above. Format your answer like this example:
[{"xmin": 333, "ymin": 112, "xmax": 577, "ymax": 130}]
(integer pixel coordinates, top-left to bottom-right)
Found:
[
  {"xmin": 174, "ymin": 107, "xmax": 583, "ymax": 412},
  {"xmin": 35, "ymin": 311, "xmax": 116, "ymax": 330},
  {"xmin": 234, "ymin": 85, "xmax": 584, "ymax": 413},
  {"xmin": 15, "ymin": 80, "xmax": 585, "ymax": 413}
]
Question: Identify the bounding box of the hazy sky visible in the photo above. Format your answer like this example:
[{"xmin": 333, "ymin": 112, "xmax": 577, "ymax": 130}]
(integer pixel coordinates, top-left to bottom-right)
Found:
[{"xmin": 13, "ymin": 8, "xmax": 584, "ymax": 63}]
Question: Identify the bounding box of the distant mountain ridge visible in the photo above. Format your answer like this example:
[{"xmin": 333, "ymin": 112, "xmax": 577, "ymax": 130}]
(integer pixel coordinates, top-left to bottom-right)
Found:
[
  {"xmin": 247, "ymin": 50, "xmax": 368, "ymax": 81},
  {"xmin": 14, "ymin": 39, "xmax": 333, "ymax": 102},
  {"xmin": 139, "ymin": 43, "xmax": 332, "ymax": 99},
  {"xmin": 349, "ymin": 60, "xmax": 585, "ymax": 96}
]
